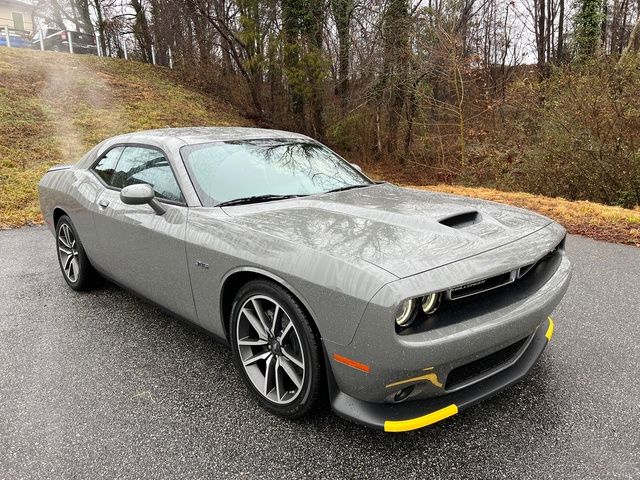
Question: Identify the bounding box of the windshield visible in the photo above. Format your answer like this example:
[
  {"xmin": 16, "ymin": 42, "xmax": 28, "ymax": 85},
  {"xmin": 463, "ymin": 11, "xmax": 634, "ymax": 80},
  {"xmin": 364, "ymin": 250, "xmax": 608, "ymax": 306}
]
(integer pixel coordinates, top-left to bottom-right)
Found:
[{"xmin": 180, "ymin": 138, "xmax": 372, "ymax": 206}]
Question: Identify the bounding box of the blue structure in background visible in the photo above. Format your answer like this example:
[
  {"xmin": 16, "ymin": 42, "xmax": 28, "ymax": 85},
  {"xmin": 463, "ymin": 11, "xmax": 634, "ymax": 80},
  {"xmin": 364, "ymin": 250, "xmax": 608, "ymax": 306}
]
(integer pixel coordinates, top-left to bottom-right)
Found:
[{"xmin": 0, "ymin": 29, "xmax": 31, "ymax": 49}]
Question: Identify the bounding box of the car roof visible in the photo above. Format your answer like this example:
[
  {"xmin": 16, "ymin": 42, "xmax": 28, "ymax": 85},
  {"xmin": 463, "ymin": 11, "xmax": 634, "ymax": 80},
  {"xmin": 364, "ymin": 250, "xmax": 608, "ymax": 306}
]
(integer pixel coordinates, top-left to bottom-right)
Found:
[
  {"xmin": 76, "ymin": 127, "xmax": 314, "ymax": 170},
  {"xmin": 106, "ymin": 127, "xmax": 311, "ymax": 146}
]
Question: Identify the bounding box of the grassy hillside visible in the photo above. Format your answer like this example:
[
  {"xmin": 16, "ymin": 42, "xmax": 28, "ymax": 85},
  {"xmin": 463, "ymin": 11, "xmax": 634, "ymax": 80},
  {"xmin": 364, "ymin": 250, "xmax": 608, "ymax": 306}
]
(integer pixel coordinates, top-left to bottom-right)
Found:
[
  {"xmin": 1, "ymin": 47, "xmax": 638, "ymax": 246},
  {"xmin": 0, "ymin": 48, "xmax": 249, "ymax": 228}
]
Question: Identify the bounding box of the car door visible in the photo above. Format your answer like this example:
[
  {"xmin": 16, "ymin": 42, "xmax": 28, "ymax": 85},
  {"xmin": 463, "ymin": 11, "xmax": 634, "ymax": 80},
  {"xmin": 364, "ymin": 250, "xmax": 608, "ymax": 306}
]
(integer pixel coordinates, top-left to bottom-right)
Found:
[{"xmin": 91, "ymin": 145, "xmax": 197, "ymax": 321}]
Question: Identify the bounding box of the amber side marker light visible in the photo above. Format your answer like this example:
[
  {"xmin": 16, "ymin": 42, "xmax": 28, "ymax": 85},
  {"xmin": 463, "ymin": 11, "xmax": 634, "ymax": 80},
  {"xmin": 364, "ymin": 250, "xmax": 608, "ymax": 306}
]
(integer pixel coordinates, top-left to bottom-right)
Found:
[{"xmin": 333, "ymin": 353, "xmax": 371, "ymax": 373}]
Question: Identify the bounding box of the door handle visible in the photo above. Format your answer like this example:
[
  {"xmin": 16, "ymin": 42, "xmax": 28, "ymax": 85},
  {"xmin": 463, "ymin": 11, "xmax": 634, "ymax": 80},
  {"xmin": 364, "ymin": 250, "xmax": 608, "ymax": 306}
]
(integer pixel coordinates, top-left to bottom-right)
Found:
[{"xmin": 98, "ymin": 199, "xmax": 110, "ymax": 208}]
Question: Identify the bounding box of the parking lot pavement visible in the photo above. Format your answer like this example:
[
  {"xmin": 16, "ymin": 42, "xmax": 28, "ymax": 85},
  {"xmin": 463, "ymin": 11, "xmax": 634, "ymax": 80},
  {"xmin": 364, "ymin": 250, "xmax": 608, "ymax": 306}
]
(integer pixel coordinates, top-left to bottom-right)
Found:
[{"xmin": 1, "ymin": 227, "xmax": 638, "ymax": 479}]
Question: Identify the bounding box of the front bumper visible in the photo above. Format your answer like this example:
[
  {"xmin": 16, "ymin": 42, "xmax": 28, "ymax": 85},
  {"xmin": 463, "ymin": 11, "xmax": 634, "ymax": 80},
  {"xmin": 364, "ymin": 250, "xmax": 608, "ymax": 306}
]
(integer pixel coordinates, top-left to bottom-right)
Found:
[
  {"xmin": 324, "ymin": 237, "xmax": 570, "ymax": 403},
  {"xmin": 323, "ymin": 223, "xmax": 570, "ymax": 430},
  {"xmin": 328, "ymin": 316, "xmax": 555, "ymax": 432}
]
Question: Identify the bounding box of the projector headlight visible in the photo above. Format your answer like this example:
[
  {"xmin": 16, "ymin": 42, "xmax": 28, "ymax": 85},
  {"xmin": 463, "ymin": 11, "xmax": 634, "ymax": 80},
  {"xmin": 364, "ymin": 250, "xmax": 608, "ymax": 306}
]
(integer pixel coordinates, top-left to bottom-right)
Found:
[
  {"xmin": 395, "ymin": 299, "xmax": 416, "ymax": 327},
  {"xmin": 421, "ymin": 293, "xmax": 441, "ymax": 315}
]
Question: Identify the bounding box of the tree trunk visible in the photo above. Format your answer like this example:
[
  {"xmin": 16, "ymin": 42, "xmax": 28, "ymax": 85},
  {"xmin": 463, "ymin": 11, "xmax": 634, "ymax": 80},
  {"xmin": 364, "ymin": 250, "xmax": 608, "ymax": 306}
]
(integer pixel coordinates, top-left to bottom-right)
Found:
[
  {"xmin": 382, "ymin": 0, "xmax": 410, "ymax": 158},
  {"xmin": 282, "ymin": 0, "xmax": 305, "ymax": 119},
  {"xmin": 557, "ymin": 0, "xmax": 565, "ymax": 60},
  {"xmin": 537, "ymin": 0, "xmax": 546, "ymax": 69},
  {"xmin": 130, "ymin": 0, "xmax": 153, "ymax": 62},
  {"xmin": 331, "ymin": 0, "xmax": 352, "ymax": 108},
  {"xmin": 622, "ymin": 16, "xmax": 640, "ymax": 54},
  {"xmin": 307, "ymin": 0, "xmax": 325, "ymax": 138},
  {"xmin": 601, "ymin": 1, "xmax": 608, "ymax": 48},
  {"xmin": 92, "ymin": 0, "xmax": 106, "ymax": 53}
]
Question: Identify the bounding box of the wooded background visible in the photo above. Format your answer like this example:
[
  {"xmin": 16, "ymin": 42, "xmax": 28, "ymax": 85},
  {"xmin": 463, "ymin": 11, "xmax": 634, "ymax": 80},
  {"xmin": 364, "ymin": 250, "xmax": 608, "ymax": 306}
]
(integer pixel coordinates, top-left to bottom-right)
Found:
[{"xmin": 34, "ymin": 1, "xmax": 640, "ymax": 207}]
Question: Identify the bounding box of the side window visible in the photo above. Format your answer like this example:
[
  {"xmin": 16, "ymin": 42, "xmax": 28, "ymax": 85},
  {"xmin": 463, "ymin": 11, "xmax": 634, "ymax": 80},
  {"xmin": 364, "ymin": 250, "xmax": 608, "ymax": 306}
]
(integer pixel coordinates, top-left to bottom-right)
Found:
[
  {"xmin": 92, "ymin": 146, "xmax": 124, "ymax": 185},
  {"xmin": 111, "ymin": 146, "xmax": 184, "ymax": 203}
]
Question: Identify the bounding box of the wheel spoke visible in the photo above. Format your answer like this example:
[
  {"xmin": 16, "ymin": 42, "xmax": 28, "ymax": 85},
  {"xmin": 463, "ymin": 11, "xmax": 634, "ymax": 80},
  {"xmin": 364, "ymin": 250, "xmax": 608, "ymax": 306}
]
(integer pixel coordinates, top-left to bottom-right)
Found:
[
  {"xmin": 281, "ymin": 320, "xmax": 293, "ymax": 340},
  {"xmin": 275, "ymin": 358, "xmax": 283, "ymax": 401},
  {"xmin": 263, "ymin": 354, "xmax": 275, "ymax": 396},
  {"xmin": 58, "ymin": 246, "xmax": 72, "ymax": 256},
  {"xmin": 69, "ymin": 258, "xmax": 79, "ymax": 281},
  {"xmin": 63, "ymin": 225, "xmax": 72, "ymax": 247},
  {"xmin": 280, "ymin": 357, "xmax": 302, "ymax": 389},
  {"xmin": 242, "ymin": 350, "xmax": 271, "ymax": 367},
  {"xmin": 58, "ymin": 230, "xmax": 71, "ymax": 248},
  {"xmin": 281, "ymin": 347, "xmax": 304, "ymax": 369},
  {"xmin": 242, "ymin": 308, "xmax": 268, "ymax": 340},
  {"xmin": 63, "ymin": 253, "xmax": 73, "ymax": 271},
  {"xmin": 270, "ymin": 305, "xmax": 281, "ymax": 335},
  {"xmin": 251, "ymin": 298, "xmax": 271, "ymax": 337},
  {"xmin": 238, "ymin": 337, "xmax": 268, "ymax": 347}
]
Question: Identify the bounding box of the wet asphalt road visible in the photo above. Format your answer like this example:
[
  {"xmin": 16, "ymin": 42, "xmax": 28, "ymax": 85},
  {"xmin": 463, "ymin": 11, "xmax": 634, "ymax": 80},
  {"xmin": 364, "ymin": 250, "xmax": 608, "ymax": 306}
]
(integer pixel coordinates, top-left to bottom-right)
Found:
[{"xmin": 1, "ymin": 227, "xmax": 638, "ymax": 479}]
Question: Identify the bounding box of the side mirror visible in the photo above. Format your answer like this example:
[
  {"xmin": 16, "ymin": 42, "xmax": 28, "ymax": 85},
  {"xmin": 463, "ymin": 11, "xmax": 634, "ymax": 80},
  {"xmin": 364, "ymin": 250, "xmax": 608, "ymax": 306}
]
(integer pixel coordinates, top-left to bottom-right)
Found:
[
  {"xmin": 350, "ymin": 163, "xmax": 363, "ymax": 173},
  {"xmin": 120, "ymin": 184, "xmax": 166, "ymax": 215}
]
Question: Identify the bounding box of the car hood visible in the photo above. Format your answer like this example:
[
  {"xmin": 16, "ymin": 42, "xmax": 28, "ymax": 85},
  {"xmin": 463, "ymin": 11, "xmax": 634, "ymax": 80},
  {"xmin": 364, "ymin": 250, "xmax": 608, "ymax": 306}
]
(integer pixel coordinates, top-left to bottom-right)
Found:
[{"xmin": 222, "ymin": 183, "xmax": 553, "ymax": 278}]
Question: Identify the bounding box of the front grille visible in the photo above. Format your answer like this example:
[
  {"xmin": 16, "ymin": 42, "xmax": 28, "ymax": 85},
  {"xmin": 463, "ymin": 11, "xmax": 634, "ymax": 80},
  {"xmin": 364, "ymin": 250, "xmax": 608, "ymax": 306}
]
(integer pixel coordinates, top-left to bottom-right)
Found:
[
  {"xmin": 445, "ymin": 337, "xmax": 528, "ymax": 390},
  {"xmin": 447, "ymin": 238, "xmax": 564, "ymax": 302},
  {"xmin": 450, "ymin": 271, "xmax": 514, "ymax": 299}
]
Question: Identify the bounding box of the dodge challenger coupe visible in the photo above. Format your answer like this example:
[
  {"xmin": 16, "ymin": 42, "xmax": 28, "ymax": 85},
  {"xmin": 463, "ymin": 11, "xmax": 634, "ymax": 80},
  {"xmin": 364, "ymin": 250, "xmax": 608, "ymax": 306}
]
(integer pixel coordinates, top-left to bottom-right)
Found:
[{"xmin": 39, "ymin": 127, "xmax": 572, "ymax": 432}]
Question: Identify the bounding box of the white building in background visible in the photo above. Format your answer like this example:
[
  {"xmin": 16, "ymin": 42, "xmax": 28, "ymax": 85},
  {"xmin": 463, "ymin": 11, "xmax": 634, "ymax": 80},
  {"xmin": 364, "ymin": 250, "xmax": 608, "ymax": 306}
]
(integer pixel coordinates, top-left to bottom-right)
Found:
[{"xmin": 0, "ymin": 0, "xmax": 34, "ymax": 35}]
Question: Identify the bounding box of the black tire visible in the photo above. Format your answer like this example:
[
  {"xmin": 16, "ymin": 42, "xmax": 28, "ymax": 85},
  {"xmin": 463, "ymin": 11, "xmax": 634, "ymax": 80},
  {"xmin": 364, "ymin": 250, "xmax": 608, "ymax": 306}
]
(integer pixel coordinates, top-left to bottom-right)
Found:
[
  {"xmin": 230, "ymin": 279, "xmax": 323, "ymax": 418},
  {"xmin": 55, "ymin": 215, "xmax": 98, "ymax": 291}
]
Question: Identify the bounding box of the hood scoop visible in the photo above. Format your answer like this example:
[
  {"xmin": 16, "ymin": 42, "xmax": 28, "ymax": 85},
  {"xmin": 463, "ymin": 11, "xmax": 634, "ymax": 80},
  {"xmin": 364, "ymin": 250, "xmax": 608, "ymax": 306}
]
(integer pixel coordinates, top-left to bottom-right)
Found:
[{"xmin": 439, "ymin": 210, "xmax": 481, "ymax": 229}]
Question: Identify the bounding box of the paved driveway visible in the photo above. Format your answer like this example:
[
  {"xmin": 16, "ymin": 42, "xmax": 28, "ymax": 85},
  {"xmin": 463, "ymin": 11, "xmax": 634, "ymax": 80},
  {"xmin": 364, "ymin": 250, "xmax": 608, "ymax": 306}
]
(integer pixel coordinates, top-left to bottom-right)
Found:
[{"xmin": 1, "ymin": 227, "xmax": 638, "ymax": 479}]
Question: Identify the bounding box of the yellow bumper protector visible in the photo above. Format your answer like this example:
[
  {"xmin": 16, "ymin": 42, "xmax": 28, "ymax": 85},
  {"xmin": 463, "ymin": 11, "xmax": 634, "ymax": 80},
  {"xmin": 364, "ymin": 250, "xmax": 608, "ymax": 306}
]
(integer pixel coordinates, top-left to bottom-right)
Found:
[
  {"xmin": 545, "ymin": 316, "xmax": 554, "ymax": 341},
  {"xmin": 384, "ymin": 404, "xmax": 458, "ymax": 433}
]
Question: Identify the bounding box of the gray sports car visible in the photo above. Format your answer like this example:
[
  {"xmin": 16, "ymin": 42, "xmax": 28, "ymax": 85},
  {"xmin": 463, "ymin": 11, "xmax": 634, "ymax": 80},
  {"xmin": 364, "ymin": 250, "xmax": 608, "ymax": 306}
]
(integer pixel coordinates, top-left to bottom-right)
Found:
[{"xmin": 38, "ymin": 127, "xmax": 571, "ymax": 432}]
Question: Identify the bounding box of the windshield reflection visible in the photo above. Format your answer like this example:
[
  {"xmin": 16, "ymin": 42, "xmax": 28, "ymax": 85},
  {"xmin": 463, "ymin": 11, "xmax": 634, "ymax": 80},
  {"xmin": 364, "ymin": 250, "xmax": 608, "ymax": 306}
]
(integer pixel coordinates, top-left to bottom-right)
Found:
[{"xmin": 181, "ymin": 139, "xmax": 372, "ymax": 206}]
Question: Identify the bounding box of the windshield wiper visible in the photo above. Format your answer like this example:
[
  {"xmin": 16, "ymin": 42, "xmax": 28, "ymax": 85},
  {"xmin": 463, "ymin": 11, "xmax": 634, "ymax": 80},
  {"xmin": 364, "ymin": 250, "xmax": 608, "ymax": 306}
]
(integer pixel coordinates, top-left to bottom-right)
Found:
[
  {"xmin": 215, "ymin": 194, "xmax": 305, "ymax": 207},
  {"xmin": 323, "ymin": 184, "xmax": 372, "ymax": 195}
]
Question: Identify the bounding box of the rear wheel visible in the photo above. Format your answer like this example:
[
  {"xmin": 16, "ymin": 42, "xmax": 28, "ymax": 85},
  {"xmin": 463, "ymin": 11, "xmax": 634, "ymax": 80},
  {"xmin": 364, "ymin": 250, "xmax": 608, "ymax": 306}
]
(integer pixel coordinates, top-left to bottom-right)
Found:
[
  {"xmin": 230, "ymin": 280, "xmax": 323, "ymax": 418},
  {"xmin": 56, "ymin": 215, "xmax": 97, "ymax": 290}
]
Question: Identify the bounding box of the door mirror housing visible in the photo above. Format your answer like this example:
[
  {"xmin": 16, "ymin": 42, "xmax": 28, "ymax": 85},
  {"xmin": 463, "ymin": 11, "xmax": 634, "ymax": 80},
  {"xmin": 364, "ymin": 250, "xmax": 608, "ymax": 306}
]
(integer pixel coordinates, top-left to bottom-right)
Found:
[
  {"xmin": 350, "ymin": 163, "xmax": 363, "ymax": 173},
  {"xmin": 120, "ymin": 184, "xmax": 166, "ymax": 215}
]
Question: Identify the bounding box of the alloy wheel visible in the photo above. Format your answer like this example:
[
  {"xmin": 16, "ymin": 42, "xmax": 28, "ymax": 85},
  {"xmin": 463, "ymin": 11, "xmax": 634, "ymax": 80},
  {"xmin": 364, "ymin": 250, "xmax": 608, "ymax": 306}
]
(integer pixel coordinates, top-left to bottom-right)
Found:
[
  {"xmin": 57, "ymin": 223, "xmax": 80, "ymax": 283},
  {"xmin": 235, "ymin": 295, "xmax": 306, "ymax": 405}
]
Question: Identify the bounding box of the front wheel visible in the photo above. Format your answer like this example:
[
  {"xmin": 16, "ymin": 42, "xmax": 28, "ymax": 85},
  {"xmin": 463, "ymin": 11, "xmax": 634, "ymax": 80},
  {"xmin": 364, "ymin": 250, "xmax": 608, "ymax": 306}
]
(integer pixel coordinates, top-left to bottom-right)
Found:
[
  {"xmin": 230, "ymin": 280, "xmax": 323, "ymax": 418},
  {"xmin": 56, "ymin": 215, "xmax": 98, "ymax": 290}
]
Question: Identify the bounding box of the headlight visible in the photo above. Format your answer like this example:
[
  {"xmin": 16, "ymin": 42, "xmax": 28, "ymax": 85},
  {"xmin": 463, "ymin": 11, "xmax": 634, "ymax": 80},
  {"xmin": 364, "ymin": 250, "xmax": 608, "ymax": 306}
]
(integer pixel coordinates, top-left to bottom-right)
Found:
[
  {"xmin": 421, "ymin": 293, "xmax": 441, "ymax": 315},
  {"xmin": 395, "ymin": 299, "xmax": 416, "ymax": 327}
]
